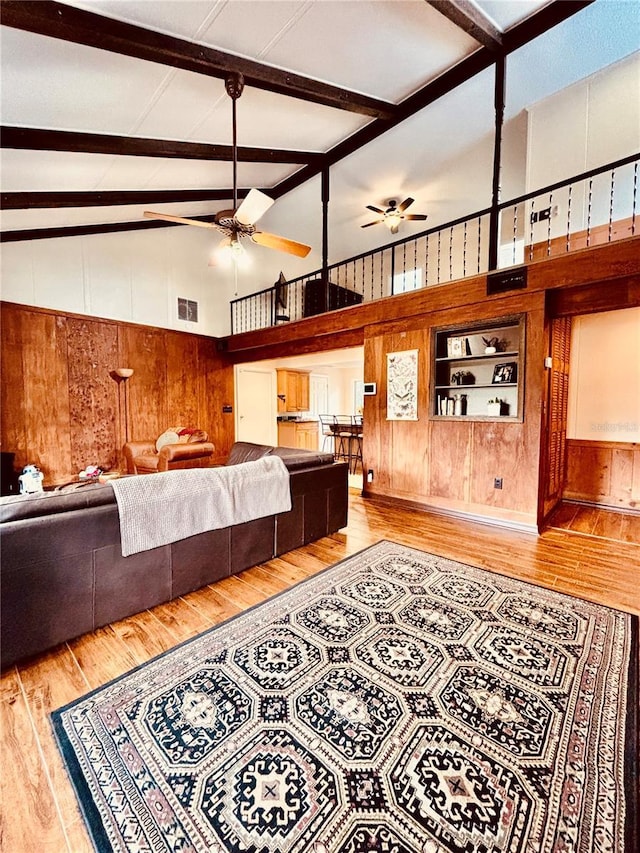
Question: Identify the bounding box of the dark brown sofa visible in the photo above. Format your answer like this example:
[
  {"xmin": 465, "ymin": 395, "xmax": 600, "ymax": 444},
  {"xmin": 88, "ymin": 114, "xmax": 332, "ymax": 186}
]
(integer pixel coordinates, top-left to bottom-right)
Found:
[{"xmin": 0, "ymin": 442, "xmax": 348, "ymax": 669}]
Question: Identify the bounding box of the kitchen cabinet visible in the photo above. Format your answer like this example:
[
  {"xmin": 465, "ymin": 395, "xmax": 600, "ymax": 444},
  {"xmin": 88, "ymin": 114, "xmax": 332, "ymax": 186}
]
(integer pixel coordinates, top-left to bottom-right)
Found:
[
  {"xmin": 277, "ymin": 420, "xmax": 319, "ymax": 450},
  {"xmin": 277, "ymin": 369, "xmax": 310, "ymax": 413}
]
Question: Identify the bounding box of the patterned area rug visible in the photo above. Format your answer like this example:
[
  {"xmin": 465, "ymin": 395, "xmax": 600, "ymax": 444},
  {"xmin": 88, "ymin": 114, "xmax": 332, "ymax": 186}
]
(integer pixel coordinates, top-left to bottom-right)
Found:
[{"xmin": 52, "ymin": 541, "xmax": 638, "ymax": 853}]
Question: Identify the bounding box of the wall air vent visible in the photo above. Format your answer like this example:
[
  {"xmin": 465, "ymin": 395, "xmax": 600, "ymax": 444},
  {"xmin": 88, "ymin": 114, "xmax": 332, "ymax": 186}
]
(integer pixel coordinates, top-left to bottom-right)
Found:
[{"xmin": 178, "ymin": 298, "xmax": 198, "ymax": 322}]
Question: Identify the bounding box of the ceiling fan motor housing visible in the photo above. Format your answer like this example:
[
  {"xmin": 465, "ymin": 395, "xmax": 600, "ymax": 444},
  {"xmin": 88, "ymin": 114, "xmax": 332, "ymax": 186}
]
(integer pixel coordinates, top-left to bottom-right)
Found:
[{"xmin": 225, "ymin": 72, "xmax": 245, "ymax": 100}]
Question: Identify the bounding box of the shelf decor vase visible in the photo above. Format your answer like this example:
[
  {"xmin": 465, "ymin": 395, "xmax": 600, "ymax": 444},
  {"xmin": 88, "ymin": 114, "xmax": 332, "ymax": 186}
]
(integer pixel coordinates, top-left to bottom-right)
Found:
[
  {"xmin": 487, "ymin": 402, "xmax": 501, "ymax": 416},
  {"xmin": 484, "ymin": 346, "xmax": 496, "ymax": 354}
]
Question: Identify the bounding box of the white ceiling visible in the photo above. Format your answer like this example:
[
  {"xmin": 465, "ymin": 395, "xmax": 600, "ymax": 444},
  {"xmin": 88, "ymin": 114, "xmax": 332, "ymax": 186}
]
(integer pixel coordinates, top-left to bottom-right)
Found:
[{"xmin": 1, "ymin": 0, "xmax": 638, "ymax": 289}]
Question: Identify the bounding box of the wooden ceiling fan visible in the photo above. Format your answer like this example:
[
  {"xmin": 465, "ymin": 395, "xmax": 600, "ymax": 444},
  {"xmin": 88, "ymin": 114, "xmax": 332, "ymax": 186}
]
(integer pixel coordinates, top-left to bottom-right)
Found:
[
  {"xmin": 144, "ymin": 73, "xmax": 311, "ymax": 261},
  {"xmin": 361, "ymin": 197, "xmax": 427, "ymax": 234}
]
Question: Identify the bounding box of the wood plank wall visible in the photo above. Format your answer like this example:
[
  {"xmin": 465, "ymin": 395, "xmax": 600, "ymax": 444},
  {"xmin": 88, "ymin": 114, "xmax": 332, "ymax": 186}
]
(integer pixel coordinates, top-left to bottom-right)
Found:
[
  {"xmin": 564, "ymin": 439, "xmax": 640, "ymax": 510},
  {"xmin": 362, "ymin": 292, "xmax": 547, "ymax": 529},
  {"xmin": 0, "ymin": 302, "xmax": 235, "ymax": 485}
]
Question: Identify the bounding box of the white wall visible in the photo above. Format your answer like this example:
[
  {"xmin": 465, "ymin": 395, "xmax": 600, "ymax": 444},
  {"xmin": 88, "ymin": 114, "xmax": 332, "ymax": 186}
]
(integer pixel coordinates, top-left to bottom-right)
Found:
[
  {"xmin": 567, "ymin": 307, "xmax": 640, "ymax": 443},
  {"xmin": 526, "ymin": 51, "xmax": 640, "ymax": 239},
  {"xmin": 0, "ymin": 224, "xmax": 238, "ymax": 337}
]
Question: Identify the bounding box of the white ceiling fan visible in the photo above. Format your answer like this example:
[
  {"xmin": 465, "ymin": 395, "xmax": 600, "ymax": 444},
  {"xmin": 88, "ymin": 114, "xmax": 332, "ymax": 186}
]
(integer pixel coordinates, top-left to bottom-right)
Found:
[{"xmin": 144, "ymin": 72, "xmax": 311, "ymax": 264}]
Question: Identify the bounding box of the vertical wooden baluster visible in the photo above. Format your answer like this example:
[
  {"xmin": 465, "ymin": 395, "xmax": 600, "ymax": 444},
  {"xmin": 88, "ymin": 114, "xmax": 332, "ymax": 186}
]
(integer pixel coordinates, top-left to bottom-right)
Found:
[
  {"xmin": 632, "ymin": 161, "xmax": 637, "ymax": 236},
  {"xmin": 566, "ymin": 185, "xmax": 572, "ymax": 254},
  {"xmin": 463, "ymin": 220, "xmax": 468, "ymax": 275},
  {"xmin": 425, "ymin": 233, "xmax": 429, "ymax": 286},
  {"xmin": 402, "ymin": 241, "xmax": 407, "ymax": 286},
  {"xmin": 608, "ymin": 169, "xmax": 615, "ymax": 242},
  {"xmin": 370, "ymin": 253, "xmax": 374, "ymax": 302},
  {"xmin": 529, "ymin": 199, "xmax": 535, "ymax": 261}
]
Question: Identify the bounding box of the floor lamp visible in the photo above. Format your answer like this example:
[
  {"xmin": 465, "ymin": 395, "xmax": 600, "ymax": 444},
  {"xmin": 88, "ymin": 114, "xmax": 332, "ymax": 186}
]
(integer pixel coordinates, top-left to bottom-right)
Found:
[{"xmin": 111, "ymin": 368, "xmax": 134, "ymax": 470}]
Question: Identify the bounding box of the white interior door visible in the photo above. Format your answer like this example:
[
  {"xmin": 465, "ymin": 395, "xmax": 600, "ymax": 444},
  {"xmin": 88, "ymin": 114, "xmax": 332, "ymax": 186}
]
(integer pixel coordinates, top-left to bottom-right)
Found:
[{"xmin": 235, "ymin": 367, "xmax": 277, "ymax": 445}]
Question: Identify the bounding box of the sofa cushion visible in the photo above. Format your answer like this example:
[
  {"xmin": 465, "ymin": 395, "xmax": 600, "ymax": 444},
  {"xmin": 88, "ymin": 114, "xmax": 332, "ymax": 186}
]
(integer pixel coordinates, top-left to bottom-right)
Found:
[
  {"xmin": 156, "ymin": 429, "xmax": 180, "ymax": 452},
  {"xmin": 272, "ymin": 447, "xmax": 335, "ymax": 471},
  {"xmin": 0, "ymin": 481, "xmax": 115, "ymax": 523},
  {"xmin": 226, "ymin": 442, "xmax": 274, "ymax": 466}
]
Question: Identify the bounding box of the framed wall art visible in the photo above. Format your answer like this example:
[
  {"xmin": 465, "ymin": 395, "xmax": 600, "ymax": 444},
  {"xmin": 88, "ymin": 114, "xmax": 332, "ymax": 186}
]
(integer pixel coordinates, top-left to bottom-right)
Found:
[
  {"xmin": 492, "ymin": 362, "xmax": 517, "ymax": 384},
  {"xmin": 387, "ymin": 349, "xmax": 419, "ymax": 420}
]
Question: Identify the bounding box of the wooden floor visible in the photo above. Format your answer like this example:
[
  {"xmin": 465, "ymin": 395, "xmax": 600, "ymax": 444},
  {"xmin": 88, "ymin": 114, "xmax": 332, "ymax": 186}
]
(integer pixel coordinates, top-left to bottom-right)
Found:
[
  {"xmin": 1, "ymin": 491, "xmax": 639, "ymax": 852},
  {"xmin": 547, "ymin": 500, "xmax": 640, "ymax": 543}
]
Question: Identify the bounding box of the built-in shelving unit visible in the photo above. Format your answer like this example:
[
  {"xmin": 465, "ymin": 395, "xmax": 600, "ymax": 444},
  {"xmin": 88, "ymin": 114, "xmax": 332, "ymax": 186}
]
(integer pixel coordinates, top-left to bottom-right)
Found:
[{"xmin": 432, "ymin": 315, "xmax": 525, "ymax": 421}]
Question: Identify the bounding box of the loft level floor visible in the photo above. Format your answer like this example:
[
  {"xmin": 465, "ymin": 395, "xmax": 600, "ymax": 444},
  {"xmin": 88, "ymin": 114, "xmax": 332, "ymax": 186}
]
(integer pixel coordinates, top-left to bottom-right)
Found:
[
  {"xmin": 1, "ymin": 492, "xmax": 639, "ymax": 851},
  {"xmin": 547, "ymin": 500, "xmax": 640, "ymax": 545}
]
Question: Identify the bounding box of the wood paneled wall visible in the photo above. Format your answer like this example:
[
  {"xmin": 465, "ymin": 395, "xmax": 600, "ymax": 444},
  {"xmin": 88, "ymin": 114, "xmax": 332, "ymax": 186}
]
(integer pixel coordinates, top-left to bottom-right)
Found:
[
  {"xmin": 564, "ymin": 439, "xmax": 640, "ymax": 510},
  {"xmin": 1, "ymin": 302, "xmax": 235, "ymax": 485},
  {"xmin": 361, "ymin": 292, "xmax": 547, "ymax": 529}
]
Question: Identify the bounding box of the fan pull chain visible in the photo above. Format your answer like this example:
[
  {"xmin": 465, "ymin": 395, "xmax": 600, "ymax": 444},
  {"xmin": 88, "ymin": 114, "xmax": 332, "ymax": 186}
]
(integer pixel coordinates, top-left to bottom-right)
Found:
[
  {"xmin": 437, "ymin": 230, "xmax": 441, "ymax": 283},
  {"xmin": 477, "ymin": 216, "xmax": 481, "ymax": 273},
  {"xmin": 449, "ymin": 226, "xmax": 453, "ymax": 280},
  {"xmin": 587, "ymin": 179, "xmax": 593, "ymax": 246},
  {"xmin": 546, "ymin": 193, "xmax": 552, "ymax": 257}
]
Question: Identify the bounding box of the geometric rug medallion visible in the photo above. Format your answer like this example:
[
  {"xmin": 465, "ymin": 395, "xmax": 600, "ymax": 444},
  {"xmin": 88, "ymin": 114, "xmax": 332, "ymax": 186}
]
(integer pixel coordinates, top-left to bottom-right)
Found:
[{"xmin": 51, "ymin": 541, "xmax": 638, "ymax": 853}]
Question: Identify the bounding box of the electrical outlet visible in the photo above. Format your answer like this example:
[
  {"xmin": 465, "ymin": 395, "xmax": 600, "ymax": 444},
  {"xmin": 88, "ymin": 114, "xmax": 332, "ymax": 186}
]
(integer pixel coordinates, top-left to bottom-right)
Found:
[
  {"xmin": 494, "ymin": 477, "xmax": 503, "ymax": 489},
  {"xmin": 367, "ymin": 469, "xmax": 374, "ymax": 483},
  {"xmin": 531, "ymin": 205, "xmax": 558, "ymax": 224}
]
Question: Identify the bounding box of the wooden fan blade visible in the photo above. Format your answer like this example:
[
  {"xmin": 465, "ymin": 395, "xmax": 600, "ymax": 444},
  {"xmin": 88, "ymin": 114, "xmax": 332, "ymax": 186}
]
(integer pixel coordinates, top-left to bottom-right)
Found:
[
  {"xmin": 366, "ymin": 204, "xmax": 385, "ymax": 214},
  {"xmin": 235, "ymin": 188, "xmax": 274, "ymax": 225},
  {"xmin": 397, "ymin": 197, "xmax": 415, "ymax": 213},
  {"xmin": 361, "ymin": 219, "xmax": 384, "ymax": 228},
  {"xmin": 252, "ymin": 231, "xmax": 311, "ymax": 257},
  {"xmin": 405, "ymin": 214, "xmax": 428, "ymax": 220},
  {"xmin": 144, "ymin": 211, "xmax": 216, "ymax": 229}
]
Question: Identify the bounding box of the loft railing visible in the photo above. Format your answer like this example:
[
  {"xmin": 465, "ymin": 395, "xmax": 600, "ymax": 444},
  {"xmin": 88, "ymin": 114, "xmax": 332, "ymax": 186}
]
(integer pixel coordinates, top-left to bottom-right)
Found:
[{"xmin": 230, "ymin": 153, "xmax": 638, "ymax": 335}]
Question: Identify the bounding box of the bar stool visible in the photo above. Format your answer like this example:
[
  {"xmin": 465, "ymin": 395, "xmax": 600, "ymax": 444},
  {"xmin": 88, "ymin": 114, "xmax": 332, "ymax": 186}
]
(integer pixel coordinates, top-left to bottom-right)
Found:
[
  {"xmin": 319, "ymin": 415, "xmax": 335, "ymax": 454},
  {"xmin": 350, "ymin": 414, "xmax": 363, "ymax": 474},
  {"xmin": 332, "ymin": 416, "xmax": 353, "ymax": 467}
]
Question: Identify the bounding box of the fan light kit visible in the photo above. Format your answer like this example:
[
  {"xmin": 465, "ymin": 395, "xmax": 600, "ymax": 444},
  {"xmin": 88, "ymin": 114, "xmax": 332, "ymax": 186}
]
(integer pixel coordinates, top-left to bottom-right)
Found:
[
  {"xmin": 361, "ymin": 197, "xmax": 428, "ymax": 234},
  {"xmin": 144, "ymin": 72, "xmax": 311, "ymax": 266}
]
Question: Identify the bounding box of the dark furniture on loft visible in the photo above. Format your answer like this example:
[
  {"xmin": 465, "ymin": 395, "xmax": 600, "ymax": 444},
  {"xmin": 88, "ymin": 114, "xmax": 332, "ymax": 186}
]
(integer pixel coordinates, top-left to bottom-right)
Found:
[
  {"xmin": 0, "ymin": 442, "xmax": 348, "ymax": 669},
  {"xmin": 303, "ymin": 279, "xmax": 363, "ymax": 318}
]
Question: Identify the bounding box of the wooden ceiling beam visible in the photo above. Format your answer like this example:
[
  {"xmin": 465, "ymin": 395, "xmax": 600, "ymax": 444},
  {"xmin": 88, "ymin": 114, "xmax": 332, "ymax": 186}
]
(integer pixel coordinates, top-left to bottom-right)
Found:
[
  {"xmin": 1, "ymin": 126, "xmax": 321, "ymax": 165},
  {"xmin": 426, "ymin": 1, "xmax": 502, "ymax": 52},
  {"xmin": 1, "ymin": 1, "xmax": 396, "ymax": 120},
  {"xmin": 0, "ymin": 0, "xmax": 595, "ymax": 239},
  {"xmin": 0, "ymin": 216, "xmax": 219, "ymax": 243},
  {"xmin": 1, "ymin": 188, "xmax": 261, "ymax": 210},
  {"xmin": 273, "ymin": 0, "xmax": 594, "ymax": 200}
]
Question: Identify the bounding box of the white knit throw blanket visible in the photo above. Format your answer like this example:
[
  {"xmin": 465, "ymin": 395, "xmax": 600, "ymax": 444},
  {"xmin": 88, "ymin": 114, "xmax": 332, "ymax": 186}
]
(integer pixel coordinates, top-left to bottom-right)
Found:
[{"xmin": 110, "ymin": 457, "xmax": 291, "ymax": 557}]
